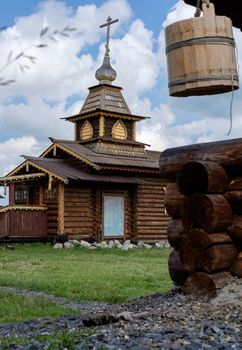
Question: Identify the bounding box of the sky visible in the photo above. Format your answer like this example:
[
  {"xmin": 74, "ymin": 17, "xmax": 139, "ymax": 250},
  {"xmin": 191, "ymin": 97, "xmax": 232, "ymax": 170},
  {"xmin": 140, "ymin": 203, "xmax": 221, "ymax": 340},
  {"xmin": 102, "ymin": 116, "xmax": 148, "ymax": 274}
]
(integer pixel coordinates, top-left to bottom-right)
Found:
[{"xmin": 1, "ymin": 0, "xmax": 242, "ymax": 198}]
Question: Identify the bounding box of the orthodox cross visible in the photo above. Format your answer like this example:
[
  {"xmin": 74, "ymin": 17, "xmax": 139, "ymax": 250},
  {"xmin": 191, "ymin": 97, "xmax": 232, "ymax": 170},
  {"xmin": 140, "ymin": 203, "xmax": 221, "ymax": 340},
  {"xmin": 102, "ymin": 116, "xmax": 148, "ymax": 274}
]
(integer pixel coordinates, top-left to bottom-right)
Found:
[{"xmin": 100, "ymin": 16, "xmax": 119, "ymax": 56}]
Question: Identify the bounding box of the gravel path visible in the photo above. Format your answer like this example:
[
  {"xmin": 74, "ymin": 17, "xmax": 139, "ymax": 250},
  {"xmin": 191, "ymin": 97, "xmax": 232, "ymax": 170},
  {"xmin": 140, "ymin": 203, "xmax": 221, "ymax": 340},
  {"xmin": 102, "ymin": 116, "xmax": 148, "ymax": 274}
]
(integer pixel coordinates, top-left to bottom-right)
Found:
[{"xmin": 0, "ymin": 280, "xmax": 242, "ymax": 349}]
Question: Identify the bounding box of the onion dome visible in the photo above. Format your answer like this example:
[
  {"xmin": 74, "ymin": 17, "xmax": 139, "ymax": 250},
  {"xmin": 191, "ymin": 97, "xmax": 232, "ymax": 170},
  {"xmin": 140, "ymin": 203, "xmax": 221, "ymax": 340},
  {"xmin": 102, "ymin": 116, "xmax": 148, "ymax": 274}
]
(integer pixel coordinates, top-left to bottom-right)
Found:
[{"xmin": 95, "ymin": 53, "xmax": 117, "ymax": 85}]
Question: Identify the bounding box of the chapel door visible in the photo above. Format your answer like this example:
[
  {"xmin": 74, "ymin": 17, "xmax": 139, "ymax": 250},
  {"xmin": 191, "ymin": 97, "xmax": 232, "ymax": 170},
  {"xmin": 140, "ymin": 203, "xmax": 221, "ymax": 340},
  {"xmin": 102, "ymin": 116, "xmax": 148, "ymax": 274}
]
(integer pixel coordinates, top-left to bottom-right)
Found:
[{"xmin": 103, "ymin": 195, "xmax": 124, "ymax": 237}]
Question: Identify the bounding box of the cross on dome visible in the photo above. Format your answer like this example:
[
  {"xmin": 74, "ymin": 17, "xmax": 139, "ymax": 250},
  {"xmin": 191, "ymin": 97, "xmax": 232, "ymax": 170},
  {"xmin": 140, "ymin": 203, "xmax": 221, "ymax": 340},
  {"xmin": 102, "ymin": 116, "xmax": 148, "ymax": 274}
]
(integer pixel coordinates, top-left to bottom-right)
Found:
[{"xmin": 95, "ymin": 16, "xmax": 119, "ymax": 85}]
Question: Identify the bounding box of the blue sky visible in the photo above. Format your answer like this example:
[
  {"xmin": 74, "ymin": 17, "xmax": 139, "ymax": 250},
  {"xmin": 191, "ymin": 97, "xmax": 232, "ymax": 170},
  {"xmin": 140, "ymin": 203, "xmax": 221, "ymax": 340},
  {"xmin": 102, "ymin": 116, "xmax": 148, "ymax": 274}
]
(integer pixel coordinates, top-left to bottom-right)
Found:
[
  {"xmin": 0, "ymin": 1, "xmax": 178, "ymax": 34},
  {"xmin": 0, "ymin": 0, "xmax": 242, "ymax": 192}
]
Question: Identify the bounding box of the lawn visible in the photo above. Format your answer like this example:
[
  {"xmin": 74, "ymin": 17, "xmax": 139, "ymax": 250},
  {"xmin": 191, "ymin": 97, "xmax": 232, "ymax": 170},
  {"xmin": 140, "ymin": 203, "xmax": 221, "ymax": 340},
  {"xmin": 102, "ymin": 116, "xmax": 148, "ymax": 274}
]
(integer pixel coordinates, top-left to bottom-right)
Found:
[
  {"xmin": 0, "ymin": 243, "xmax": 172, "ymax": 304},
  {"xmin": 0, "ymin": 290, "xmax": 77, "ymax": 323}
]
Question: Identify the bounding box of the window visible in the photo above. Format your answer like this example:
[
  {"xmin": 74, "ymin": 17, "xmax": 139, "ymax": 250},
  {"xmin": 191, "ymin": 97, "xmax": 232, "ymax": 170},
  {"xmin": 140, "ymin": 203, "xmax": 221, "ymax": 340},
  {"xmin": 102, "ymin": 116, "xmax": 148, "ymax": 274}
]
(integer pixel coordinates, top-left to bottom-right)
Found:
[
  {"xmin": 44, "ymin": 187, "xmax": 57, "ymax": 200},
  {"xmin": 80, "ymin": 120, "xmax": 93, "ymax": 140},
  {"xmin": 14, "ymin": 189, "xmax": 28, "ymax": 204},
  {"xmin": 112, "ymin": 120, "xmax": 127, "ymax": 140},
  {"xmin": 103, "ymin": 195, "xmax": 124, "ymax": 237}
]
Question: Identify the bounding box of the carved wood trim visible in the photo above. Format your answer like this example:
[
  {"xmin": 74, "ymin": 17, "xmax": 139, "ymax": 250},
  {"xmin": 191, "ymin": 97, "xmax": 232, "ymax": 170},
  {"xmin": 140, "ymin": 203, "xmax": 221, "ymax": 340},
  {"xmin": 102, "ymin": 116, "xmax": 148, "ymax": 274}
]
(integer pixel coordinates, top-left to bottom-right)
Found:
[
  {"xmin": 112, "ymin": 119, "xmax": 127, "ymax": 140},
  {"xmin": 80, "ymin": 120, "xmax": 94, "ymax": 140},
  {"xmin": 99, "ymin": 116, "xmax": 105, "ymax": 137}
]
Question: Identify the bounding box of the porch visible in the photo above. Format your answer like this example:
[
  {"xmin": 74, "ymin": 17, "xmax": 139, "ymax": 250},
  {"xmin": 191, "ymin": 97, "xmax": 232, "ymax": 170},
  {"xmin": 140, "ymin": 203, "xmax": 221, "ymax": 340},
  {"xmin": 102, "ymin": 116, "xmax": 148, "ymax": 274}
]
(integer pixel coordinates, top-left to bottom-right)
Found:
[{"xmin": 0, "ymin": 205, "xmax": 47, "ymax": 240}]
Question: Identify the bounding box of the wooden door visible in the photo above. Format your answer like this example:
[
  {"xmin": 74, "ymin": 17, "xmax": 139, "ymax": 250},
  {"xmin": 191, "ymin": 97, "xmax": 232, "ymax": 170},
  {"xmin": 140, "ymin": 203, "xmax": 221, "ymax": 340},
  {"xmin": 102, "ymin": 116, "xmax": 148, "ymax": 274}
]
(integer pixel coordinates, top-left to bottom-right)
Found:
[{"xmin": 103, "ymin": 195, "xmax": 124, "ymax": 237}]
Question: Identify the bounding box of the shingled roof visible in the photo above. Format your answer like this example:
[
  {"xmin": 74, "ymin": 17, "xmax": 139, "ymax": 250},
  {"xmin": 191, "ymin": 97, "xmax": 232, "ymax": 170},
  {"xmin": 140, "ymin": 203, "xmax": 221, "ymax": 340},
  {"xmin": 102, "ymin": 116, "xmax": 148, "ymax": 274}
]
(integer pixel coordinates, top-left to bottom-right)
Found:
[
  {"xmin": 79, "ymin": 84, "xmax": 131, "ymax": 116},
  {"xmin": 16, "ymin": 156, "xmax": 151, "ymax": 184},
  {"xmin": 43, "ymin": 139, "xmax": 161, "ymax": 170}
]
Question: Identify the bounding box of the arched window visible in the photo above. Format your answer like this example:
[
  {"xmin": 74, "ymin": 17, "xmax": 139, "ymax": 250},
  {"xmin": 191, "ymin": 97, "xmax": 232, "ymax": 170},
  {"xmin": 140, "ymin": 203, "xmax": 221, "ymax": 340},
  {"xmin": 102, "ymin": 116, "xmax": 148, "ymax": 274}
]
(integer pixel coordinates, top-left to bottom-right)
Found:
[
  {"xmin": 80, "ymin": 120, "xmax": 93, "ymax": 140},
  {"xmin": 112, "ymin": 120, "xmax": 127, "ymax": 140}
]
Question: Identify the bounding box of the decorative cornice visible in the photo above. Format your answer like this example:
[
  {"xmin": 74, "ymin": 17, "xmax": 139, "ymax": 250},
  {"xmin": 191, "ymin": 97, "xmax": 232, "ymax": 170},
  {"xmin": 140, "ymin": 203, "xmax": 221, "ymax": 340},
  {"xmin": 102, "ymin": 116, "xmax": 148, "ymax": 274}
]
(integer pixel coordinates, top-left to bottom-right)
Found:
[
  {"xmin": 64, "ymin": 110, "xmax": 148, "ymax": 122},
  {"xmin": 1, "ymin": 173, "xmax": 45, "ymax": 183},
  {"xmin": 0, "ymin": 205, "xmax": 47, "ymax": 213}
]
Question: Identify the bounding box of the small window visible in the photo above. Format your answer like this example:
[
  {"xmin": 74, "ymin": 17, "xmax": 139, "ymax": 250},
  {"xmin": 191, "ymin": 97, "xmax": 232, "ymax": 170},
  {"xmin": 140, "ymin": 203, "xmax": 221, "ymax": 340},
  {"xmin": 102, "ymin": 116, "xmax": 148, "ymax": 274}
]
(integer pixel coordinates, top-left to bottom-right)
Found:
[
  {"xmin": 44, "ymin": 187, "xmax": 57, "ymax": 200},
  {"xmin": 14, "ymin": 189, "xmax": 28, "ymax": 204},
  {"xmin": 80, "ymin": 120, "xmax": 93, "ymax": 140},
  {"xmin": 112, "ymin": 120, "xmax": 127, "ymax": 140}
]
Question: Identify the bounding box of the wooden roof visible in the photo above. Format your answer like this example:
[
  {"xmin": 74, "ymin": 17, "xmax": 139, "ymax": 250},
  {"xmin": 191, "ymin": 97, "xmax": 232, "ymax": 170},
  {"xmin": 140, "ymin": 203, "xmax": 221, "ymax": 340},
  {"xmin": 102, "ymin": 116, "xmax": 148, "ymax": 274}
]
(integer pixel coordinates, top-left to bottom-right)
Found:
[
  {"xmin": 184, "ymin": 0, "xmax": 242, "ymax": 30},
  {"xmin": 80, "ymin": 84, "xmax": 131, "ymax": 116},
  {"xmin": 42, "ymin": 139, "xmax": 161, "ymax": 170},
  {"xmin": 2, "ymin": 156, "xmax": 150, "ymax": 184}
]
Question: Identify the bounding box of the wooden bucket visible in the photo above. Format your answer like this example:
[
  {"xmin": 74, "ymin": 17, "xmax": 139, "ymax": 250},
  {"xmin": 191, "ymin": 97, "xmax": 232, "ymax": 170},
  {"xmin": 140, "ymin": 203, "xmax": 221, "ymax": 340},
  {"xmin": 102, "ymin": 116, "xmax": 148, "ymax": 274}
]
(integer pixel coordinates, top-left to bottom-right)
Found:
[{"xmin": 165, "ymin": 2, "xmax": 239, "ymax": 97}]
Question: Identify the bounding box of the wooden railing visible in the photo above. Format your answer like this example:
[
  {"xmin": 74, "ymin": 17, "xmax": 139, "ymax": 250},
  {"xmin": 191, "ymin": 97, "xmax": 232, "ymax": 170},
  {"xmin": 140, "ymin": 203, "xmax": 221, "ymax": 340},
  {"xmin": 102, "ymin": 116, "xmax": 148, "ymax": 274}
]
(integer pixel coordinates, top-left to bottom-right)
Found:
[{"xmin": 0, "ymin": 206, "xmax": 47, "ymax": 238}]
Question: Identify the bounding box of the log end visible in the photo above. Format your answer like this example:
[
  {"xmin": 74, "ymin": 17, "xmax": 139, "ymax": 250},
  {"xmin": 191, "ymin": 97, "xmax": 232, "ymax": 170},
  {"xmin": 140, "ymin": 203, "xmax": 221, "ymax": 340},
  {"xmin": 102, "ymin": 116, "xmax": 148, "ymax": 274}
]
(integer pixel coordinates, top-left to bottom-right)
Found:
[{"xmin": 183, "ymin": 271, "xmax": 232, "ymax": 297}]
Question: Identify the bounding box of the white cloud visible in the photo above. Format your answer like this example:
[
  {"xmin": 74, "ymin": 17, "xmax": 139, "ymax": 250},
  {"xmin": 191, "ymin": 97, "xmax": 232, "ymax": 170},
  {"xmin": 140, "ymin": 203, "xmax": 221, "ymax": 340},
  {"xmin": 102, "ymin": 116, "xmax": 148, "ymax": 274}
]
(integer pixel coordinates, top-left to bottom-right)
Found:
[{"xmin": 0, "ymin": 136, "xmax": 41, "ymax": 176}]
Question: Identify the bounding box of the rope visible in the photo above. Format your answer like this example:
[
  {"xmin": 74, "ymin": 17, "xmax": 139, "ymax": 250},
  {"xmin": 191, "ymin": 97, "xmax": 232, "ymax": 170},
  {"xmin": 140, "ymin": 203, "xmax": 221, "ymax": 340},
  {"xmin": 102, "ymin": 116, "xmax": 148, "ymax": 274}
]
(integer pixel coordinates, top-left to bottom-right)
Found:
[
  {"xmin": 194, "ymin": 0, "xmax": 201, "ymax": 17},
  {"xmin": 227, "ymin": 42, "xmax": 240, "ymax": 136},
  {"xmin": 227, "ymin": 73, "xmax": 234, "ymax": 136}
]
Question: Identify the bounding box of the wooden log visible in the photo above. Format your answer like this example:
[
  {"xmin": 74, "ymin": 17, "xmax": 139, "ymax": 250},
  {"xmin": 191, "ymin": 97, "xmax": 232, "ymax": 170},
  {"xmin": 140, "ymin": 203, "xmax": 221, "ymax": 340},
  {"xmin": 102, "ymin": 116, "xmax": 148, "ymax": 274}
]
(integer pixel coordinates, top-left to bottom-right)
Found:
[
  {"xmin": 183, "ymin": 271, "xmax": 232, "ymax": 297},
  {"xmin": 227, "ymin": 215, "xmax": 242, "ymax": 239},
  {"xmin": 177, "ymin": 161, "xmax": 229, "ymax": 195},
  {"xmin": 227, "ymin": 178, "xmax": 242, "ymax": 190},
  {"xmin": 183, "ymin": 194, "xmax": 233, "ymax": 232},
  {"xmin": 202, "ymin": 244, "xmax": 238, "ymax": 273},
  {"xmin": 230, "ymin": 252, "xmax": 242, "ymax": 278},
  {"xmin": 164, "ymin": 183, "xmax": 185, "ymax": 217},
  {"xmin": 168, "ymin": 249, "xmax": 190, "ymax": 285},
  {"xmin": 159, "ymin": 137, "xmax": 242, "ymax": 181},
  {"xmin": 225, "ymin": 191, "xmax": 242, "ymax": 214},
  {"xmin": 188, "ymin": 228, "xmax": 233, "ymax": 250},
  {"xmin": 180, "ymin": 236, "xmax": 202, "ymax": 273},
  {"xmin": 167, "ymin": 218, "xmax": 185, "ymax": 249}
]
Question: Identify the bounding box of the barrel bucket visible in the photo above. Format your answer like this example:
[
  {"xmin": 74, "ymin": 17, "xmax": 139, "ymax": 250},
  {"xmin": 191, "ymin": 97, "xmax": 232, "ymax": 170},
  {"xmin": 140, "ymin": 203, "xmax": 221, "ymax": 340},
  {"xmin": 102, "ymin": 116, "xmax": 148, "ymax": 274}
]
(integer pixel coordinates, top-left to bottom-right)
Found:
[{"xmin": 165, "ymin": 2, "xmax": 239, "ymax": 97}]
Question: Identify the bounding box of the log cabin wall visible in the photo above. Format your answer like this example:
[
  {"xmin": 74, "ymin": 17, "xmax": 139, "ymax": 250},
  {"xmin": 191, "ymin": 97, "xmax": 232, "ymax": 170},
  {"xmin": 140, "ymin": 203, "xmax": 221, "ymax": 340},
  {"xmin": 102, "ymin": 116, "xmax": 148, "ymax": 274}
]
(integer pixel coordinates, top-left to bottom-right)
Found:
[
  {"xmin": 135, "ymin": 180, "xmax": 169, "ymax": 243},
  {"xmin": 160, "ymin": 155, "xmax": 242, "ymax": 296},
  {"xmin": 44, "ymin": 185, "xmax": 58, "ymax": 237},
  {"xmin": 64, "ymin": 184, "xmax": 95, "ymax": 239}
]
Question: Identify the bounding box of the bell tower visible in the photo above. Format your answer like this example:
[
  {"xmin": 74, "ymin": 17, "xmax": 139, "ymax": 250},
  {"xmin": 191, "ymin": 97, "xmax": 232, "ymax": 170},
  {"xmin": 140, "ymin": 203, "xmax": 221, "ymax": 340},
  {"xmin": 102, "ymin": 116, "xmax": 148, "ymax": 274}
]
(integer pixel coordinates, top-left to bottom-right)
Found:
[{"xmin": 65, "ymin": 17, "xmax": 149, "ymax": 158}]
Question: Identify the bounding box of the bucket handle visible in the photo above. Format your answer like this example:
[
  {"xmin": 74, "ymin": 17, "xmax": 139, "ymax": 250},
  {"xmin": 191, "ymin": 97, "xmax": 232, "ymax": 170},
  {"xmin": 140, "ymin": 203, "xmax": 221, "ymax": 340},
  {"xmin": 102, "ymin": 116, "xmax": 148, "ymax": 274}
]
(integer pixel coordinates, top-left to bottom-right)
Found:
[{"xmin": 194, "ymin": 1, "xmax": 216, "ymax": 32}]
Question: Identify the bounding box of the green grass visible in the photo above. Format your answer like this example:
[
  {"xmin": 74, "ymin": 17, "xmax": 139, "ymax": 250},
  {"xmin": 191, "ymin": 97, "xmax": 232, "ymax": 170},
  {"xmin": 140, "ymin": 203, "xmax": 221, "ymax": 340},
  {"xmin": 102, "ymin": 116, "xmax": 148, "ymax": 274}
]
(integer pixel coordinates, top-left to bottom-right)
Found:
[
  {"xmin": 0, "ymin": 290, "xmax": 77, "ymax": 323},
  {"xmin": 0, "ymin": 328, "xmax": 96, "ymax": 350},
  {"xmin": 0, "ymin": 243, "xmax": 172, "ymax": 304}
]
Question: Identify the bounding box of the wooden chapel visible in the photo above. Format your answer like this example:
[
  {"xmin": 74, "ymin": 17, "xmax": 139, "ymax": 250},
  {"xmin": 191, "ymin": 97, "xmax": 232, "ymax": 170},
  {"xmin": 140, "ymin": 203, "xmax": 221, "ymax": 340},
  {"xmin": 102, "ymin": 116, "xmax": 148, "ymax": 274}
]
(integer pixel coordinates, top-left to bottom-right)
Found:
[{"xmin": 0, "ymin": 17, "xmax": 169, "ymax": 243}]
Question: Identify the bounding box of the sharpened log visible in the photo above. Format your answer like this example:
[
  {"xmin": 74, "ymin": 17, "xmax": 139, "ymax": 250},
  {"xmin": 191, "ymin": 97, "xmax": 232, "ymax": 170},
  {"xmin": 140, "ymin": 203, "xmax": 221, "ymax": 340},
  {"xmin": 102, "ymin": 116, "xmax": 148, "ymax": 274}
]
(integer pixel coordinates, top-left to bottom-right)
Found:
[
  {"xmin": 183, "ymin": 194, "xmax": 233, "ymax": 232},
  {"xmin": 159, "ymin": 137, "xmax": 242, "ymax": 181},
  {"xmin": 202, "ymin": 244, "xmax": 238, "ymax": 273},
  {"xmin": 230, "ymin": 252, "xmax": 242, "ymax": 278},
  {"xmin": 167, "ymin": 218, "xmax": 185, "ymax": 249},
  {"xmin": 188, "ymin": 228, "xmax": 233, "ymax": 250},
  {"xmin": 177, "ymin": 161, "xmax": 229, "ymax": 195},
  {"xmin": 168, "ymin": 249, "xmax": 190, "ymax": 285},
  {"xmin": 183, "ymin": 271, "xmax": 232, "ymax": 296},
  {"xmin": 164, "ymin": 183, "xmax": 185, "ymax": 217},
  {"xmin": 180, "ymin": 236, "xmax": 202, "ymax": 273}
]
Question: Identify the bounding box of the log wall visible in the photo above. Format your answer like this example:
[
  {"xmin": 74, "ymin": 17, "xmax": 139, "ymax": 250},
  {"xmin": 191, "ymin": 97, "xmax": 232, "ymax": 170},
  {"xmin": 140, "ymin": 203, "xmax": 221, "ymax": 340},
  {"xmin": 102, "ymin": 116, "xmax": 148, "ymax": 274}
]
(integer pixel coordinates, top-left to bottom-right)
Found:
[
  {"xmin": 135, "ymin": 180, "xmax": 169, "ymax": 243},
  {"xmin": 44, "ymin": 188, "xmax": 58, "ymax": 237},
  {"xmin": 64, "ymin": 185, "xmax": 95, "ymax": 239},
  {"xmin": 161, "ymin": 153, "xmax": 242, "ymax": 296}
]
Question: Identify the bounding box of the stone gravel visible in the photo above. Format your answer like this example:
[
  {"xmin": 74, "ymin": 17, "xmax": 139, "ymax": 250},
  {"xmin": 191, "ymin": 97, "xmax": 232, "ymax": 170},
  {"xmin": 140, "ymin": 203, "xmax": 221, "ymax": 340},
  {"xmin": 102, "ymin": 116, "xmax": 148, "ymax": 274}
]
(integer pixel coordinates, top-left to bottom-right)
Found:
[{"xmin": 0, "ymin": 279, "xmax": 242, "ymax": 349}]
